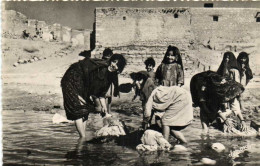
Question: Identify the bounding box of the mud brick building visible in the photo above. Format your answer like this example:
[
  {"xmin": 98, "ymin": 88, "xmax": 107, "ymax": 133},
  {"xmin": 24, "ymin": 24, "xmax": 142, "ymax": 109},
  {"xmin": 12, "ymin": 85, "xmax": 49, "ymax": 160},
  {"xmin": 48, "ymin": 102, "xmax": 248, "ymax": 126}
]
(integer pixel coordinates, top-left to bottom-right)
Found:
[{"xmin": 93, "ymin": 7, "xmax": 260, "ymax": 68}]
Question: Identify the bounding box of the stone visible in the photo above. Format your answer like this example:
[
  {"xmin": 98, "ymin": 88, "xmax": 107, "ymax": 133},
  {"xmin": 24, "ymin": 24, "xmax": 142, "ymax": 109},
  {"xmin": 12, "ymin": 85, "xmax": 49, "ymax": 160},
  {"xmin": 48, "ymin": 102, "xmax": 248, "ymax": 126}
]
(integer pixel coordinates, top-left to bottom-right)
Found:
[
  {"xmin": 18, "ymin": 59, "xmax": 24, "ymax": 64},
  {"xmin": 172, "ymin": 145, "xmax": 188, "ymax": 152},
  {"xmin": 201, "ymin": 158, "xmax": 216, "ymax": 165},
  {"xmin": 13, "ymin": 62, "xmax": 18, "ymax": 67},
  {"xmin": 250, "ymin": 120, "xmax": 260, "ymax": 132},
  {"xmin": 211, "ymin": 143, "xmax": 225, "ymax": 152}
]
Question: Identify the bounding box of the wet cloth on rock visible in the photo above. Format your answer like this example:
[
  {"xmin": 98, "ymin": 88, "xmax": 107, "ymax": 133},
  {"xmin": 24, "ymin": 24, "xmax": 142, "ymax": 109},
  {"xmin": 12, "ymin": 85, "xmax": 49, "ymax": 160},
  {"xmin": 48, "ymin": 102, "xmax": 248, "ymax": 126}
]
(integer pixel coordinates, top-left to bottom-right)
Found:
[{"xmin": 136, "ymin": 129, "xmax": 171, "ymax": 151}]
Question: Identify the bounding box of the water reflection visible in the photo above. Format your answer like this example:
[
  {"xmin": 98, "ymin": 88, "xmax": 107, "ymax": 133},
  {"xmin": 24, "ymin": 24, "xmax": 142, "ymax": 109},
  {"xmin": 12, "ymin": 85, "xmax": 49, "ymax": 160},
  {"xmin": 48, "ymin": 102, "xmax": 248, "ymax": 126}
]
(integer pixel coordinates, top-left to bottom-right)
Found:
[{"xmin": 2, "ymin": 110, "xmax": 260, "ymax": 165}]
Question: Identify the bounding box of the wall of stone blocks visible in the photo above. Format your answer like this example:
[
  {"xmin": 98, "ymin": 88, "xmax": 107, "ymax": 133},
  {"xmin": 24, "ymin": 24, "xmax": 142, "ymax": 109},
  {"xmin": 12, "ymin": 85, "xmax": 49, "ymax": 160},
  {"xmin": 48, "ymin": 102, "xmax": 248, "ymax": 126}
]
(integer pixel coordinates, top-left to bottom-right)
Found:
[
  {"xmin": 94, "ymin": 7, "xmax": 260, "ymax": 73},
  {"xmin": 191, "ymin": 8, "xmax": 260, "ymax": 45}
]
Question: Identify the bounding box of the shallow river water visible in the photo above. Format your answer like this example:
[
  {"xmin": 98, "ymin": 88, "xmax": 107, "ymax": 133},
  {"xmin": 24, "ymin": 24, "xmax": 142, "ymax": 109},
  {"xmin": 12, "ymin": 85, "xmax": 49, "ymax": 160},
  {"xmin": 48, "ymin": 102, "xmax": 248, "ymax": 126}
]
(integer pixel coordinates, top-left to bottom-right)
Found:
[{"xmin": 2, "ymin": 110, "xmax": 260, "ymax": 165}]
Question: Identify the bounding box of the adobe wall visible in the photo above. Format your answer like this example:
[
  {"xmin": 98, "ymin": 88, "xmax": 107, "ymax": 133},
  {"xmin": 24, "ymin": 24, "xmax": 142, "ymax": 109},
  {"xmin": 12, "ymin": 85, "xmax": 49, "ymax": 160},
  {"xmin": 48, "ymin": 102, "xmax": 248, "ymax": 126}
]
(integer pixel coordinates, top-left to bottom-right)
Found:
[
  {"xmin": 191, "ymin": 8, "xmax": 260, "ymax": 49},
  {"xmin": 95, "ymin": 8, "xmax": 193, "ymax": 57},
  {"xmin": 94, "ymin": 7, "xmax": 260, "ymax": 74},
  {"xmin": 95, "ymin": 8, "xmax": 259, "ymax": 51}
]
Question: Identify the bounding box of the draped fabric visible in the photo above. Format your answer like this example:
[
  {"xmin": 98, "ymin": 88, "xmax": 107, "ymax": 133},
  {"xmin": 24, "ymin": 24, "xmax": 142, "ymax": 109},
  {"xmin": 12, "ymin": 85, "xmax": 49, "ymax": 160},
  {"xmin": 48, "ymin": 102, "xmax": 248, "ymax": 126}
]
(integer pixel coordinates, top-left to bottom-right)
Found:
[
  {"xmin": 61, "ymin": 58, "xmax": 112, "ymax": 120},
  {"xmin": 145, "ymin": 86, "xmax": 193, "ymax": 126},
  {"xmin": 155, "ymin": 63, "xmax": 184, "ymax": 86},
  {"xmin": 190, "ymin": 71, "xmax": 245, "ymax": 122},
  {"xmin": 217, "ymin": 52, "xmax": 241, "ymax": 78},
  {"xmin": 237, "ymin": 52, "xmax": 253, "ymax": 85}
]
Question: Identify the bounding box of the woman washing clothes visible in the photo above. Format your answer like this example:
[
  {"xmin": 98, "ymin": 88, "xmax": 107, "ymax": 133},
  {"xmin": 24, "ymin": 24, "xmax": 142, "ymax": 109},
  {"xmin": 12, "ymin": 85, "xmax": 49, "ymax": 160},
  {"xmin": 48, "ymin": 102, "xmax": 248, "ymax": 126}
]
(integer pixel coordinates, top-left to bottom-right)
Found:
[
  {"xmin": 131, "ymin": 71, "xmax": 193, "ymax": 144},
  {"xmin": 190, "ymin": 70, "xmax": 247, "ymax": 134},
  {"xmin": 61, "ymin": 54, "xmax": 126, "ymax": 137}
]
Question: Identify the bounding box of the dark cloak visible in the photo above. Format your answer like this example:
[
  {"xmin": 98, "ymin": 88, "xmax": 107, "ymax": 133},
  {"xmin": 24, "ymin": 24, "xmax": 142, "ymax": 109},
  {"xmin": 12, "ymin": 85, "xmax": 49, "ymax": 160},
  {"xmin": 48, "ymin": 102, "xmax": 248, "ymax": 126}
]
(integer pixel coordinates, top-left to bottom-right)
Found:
[
  {"xmin": 61, "ymin": 58, "xmax": 113, "ymax": 120},
  {"xmin": 217, "ymin": 52, "xmax": 241, "ymax": 77},
  {"xmin": 237, "ymin": 52, "xmax": 253, "ymax": 81},
  {"xmin": 190, "ymin": 71, "xmax": 244, "ymax": 122}
]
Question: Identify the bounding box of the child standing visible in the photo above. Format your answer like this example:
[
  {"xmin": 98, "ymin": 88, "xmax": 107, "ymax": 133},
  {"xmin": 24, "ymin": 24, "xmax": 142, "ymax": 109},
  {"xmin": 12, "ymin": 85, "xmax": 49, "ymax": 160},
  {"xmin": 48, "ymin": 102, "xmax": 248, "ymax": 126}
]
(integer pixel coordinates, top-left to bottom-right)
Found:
[
  {"xmin": 155, "ymin": 45, "xmax": 184, "ymax": 87},
  {"xmin": 144, "ymin": 57, "xmax": 156, "ymax": 80}
]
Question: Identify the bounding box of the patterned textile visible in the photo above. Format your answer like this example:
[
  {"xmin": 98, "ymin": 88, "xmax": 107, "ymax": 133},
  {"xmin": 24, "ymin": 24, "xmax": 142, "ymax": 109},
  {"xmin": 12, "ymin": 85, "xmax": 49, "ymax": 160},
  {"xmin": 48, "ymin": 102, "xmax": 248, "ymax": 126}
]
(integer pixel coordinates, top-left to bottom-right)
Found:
[
  {"xmin": 61, "ymin": 58, "xmax": 111, "ymax": 120},
  {"xmin": 156, "ymin": 63, "xmax": 184, "ymax": 86}
]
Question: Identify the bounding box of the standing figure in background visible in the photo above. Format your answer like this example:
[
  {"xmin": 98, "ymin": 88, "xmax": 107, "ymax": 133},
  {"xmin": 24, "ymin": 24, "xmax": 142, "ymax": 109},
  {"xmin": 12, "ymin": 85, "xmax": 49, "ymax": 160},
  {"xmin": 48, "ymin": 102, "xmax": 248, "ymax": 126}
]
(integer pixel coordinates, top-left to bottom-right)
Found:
[
  {"xmin": 237, "ymin": 52, "xmax": 253, "ymax": 111},
  {"xmin": 155, "ymin": 45, "xmax": 184, "ymax": 87},
  {"xmin": 101, "ymin": 48, "xmax": 120, "ymax": 114},
  {"xmin": 217, "ymin": 51, "xmax": 241, "ymax": 82},
  {"xmin": 144, "ymin": 57, "xmax": 156, "ymax": 80},
  {"xmin": 237, "ymin": 52, "xmax": 253, "ymax": 86}
]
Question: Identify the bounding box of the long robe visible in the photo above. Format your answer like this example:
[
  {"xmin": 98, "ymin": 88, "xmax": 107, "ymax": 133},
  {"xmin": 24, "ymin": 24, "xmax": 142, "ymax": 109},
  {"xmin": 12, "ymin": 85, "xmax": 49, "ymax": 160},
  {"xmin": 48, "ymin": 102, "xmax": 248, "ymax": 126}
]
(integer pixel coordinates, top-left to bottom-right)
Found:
[
  {"xmin": 155, "ymin": 63, "xmax": 184, "ymax": 86},
  {"xmin": 61, "ymin": 58, "xmax": 112, "ymax": 120},
  {"xmin": 190, "ymin": 71, "xmax": 244, "ymax": 122}
]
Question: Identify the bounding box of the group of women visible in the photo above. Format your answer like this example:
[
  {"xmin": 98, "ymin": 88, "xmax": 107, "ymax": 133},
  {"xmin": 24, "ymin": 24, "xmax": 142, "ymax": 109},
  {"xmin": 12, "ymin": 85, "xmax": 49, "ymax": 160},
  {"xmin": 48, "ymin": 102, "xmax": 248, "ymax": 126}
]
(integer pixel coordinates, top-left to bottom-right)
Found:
[{"xmin": 61, "ymin": 45, "xmax": 253, "ymax": 145}]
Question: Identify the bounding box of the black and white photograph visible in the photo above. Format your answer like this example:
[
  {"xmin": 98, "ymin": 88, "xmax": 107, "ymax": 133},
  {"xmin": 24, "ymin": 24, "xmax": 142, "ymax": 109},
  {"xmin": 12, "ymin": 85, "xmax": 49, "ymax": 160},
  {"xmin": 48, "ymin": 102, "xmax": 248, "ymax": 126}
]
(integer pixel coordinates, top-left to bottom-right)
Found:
[{"xmin": 1, "ymin": 0, "xmax": 260, "ymax": 165}]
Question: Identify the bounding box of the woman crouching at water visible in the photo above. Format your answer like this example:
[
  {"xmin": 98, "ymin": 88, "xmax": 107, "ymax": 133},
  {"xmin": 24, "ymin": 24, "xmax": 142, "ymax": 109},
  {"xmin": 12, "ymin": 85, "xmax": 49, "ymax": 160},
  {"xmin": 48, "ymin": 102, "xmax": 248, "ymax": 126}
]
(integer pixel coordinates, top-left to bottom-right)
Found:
[
  {"xmin": 61, "ymin": 54, "xmax": 126, "ymax": 137},
  {"xmin": 190, "ymin": 71, "xmax": 246, "ymax": 134},
  {"xmin": 131, "ymin": 72, "xmax": 193, "ymax": 144}
]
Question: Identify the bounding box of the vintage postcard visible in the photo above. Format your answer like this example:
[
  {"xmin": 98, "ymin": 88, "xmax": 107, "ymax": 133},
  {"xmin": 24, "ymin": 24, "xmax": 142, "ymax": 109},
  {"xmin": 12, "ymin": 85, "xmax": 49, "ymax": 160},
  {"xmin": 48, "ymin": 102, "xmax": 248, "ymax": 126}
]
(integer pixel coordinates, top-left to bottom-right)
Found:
[{"xmin": 1, "ymin": 1, "xmax": 260, "ymax": 165}]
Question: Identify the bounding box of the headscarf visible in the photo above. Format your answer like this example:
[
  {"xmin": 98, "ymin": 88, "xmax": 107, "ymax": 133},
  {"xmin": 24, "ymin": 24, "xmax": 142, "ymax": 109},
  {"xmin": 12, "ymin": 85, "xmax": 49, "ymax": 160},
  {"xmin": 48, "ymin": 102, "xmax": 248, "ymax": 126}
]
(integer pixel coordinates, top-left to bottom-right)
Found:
[
  {"xmin": 237, "ymin": 52, "xmax": 253, "ymax": 80},
  {"xmin": 217, "ymin": 52, "xmax": 241, "ymax": 77}
]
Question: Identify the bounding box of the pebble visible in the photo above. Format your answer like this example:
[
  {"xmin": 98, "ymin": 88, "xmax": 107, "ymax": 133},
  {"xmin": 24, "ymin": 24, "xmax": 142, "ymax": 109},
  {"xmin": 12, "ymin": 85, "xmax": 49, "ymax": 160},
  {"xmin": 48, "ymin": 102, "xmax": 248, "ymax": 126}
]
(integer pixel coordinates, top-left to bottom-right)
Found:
[
  {"xmin": 211, "ymin": 143, "xmax": 225, "ymax": 152},
  {"xmin": 18, "ymin": 59, "xmax": 24, "ymax": 64},
  {"xmin": 13, "ymin": 62, "xmax": 18, "ymax": 67},
  {"xmin": 201, "ymin": 158, "xmax": 216, "ymax": 165},
  {"xmin": 33, "ymin": 57, "xmax": 39, "ymax": 61},
  {"xmin": 172, "ymin": 145, "xmax": 188, "ymax": 152}
]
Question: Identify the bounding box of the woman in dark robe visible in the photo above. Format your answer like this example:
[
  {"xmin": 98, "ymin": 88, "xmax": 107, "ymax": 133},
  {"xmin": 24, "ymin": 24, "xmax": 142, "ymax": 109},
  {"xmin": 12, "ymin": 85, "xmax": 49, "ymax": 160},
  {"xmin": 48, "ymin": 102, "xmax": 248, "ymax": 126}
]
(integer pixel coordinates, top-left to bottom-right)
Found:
[
  {"xmin": 190, "ymin": 71, "xmax": 246, "ymax": 133},
  {"xmin": 237, "ymin": 52, "xmax": 253, "ymax": 86},
  {"xmin": 217, "ymin": 51, "xmax": 241, "ymax": 81},
  {"xmin": 61, "ymin": 54, "xmax": 126, "ymax": 137}
]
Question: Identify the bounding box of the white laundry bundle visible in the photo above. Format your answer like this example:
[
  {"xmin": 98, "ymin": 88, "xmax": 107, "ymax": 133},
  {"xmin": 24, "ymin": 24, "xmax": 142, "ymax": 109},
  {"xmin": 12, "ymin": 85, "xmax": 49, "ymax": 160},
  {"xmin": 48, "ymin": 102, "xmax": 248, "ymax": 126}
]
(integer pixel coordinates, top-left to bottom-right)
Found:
[
  {"xmin": 136, "ymin": 129, "xmax": 172, "ymax": 151},
  {"xmin": 95, "ymin": 115, "xmax": 126, "ymax": 137},
  {"xmin": 211, "ymin": 143, "xmax": 225, "ymax": 153}
]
